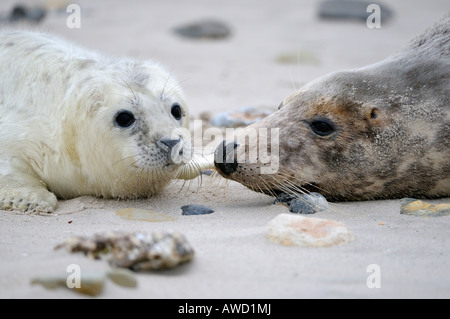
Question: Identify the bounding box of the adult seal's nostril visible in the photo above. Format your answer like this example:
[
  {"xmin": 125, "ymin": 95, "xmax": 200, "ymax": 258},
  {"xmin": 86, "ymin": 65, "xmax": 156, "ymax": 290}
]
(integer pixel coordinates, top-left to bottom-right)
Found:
[
  {"xmin": 214, "ymin": 140, "xmax": 238, "ymax": 176},
  {"xmin": 157, "ymin": 137, "xmax": 181, "ymax": 152}
]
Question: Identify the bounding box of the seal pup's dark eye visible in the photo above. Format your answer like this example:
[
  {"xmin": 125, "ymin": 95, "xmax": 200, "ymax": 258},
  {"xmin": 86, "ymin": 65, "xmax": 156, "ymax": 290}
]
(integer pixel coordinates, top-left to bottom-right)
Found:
[
  {"xmin": 171, "ymin": 103, "xmax": 183, "ymax": 121},
  {"xmin": 114, "ymin": 110, "xmax": 135, "ymax": 128},
  {"xmin": 310, "ymin": 120, "xmax": 335, "ymax": 136}
]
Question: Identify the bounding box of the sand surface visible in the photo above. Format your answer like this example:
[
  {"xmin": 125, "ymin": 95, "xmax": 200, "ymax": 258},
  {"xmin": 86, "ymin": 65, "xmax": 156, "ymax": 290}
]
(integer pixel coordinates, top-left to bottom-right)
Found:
[{"xmin": 0, "ymin": 0, "xmax": 449, "ymax": 299}]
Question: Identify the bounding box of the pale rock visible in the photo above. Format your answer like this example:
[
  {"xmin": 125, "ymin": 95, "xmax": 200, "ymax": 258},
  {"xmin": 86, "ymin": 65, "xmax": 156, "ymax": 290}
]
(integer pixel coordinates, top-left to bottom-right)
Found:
[{"xmin": 267, "ymin": 213, "xmax": 354, "ymax": 247}]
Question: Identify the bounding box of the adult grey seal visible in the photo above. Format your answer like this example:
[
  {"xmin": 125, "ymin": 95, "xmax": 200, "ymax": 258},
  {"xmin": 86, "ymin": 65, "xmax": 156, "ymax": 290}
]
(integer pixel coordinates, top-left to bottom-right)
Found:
[{"xmin": 214, "ymin": 16, "xmax": 450, "ymax": 201}]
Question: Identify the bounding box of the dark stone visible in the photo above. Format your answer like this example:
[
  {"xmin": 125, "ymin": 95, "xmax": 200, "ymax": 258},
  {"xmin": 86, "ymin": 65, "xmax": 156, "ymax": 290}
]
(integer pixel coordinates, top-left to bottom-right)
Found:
[
  {"xmin": 173, "ymin": 20, "xmax": 231, "ymax": 39},
  {"xmin": 274, "ymin": 193, "xmax": 297, "ymax": 206},
  {"xmin": 275, "ymin": 192, "xmax": 329, "ymax": 214},
  {"xmin": 181, "ymin": 204, "xmax": 214, "ymax": 215},
  {"xmin": 317, "ymin": 0, "xmax": 393, "ymax": 23},
  {"xmin": 289, "ymin": 193, "xmax": 329, "ymax": 214},
  {"xmin": 9, "ymin": 5, "xmax": 46, "ymax": 23}
]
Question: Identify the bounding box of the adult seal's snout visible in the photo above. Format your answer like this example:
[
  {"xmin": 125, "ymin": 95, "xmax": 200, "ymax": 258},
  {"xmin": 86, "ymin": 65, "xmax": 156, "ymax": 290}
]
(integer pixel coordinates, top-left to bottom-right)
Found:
[{"xmin": 214, "ymin": 140, "xmax": 238, "ymax": 176}]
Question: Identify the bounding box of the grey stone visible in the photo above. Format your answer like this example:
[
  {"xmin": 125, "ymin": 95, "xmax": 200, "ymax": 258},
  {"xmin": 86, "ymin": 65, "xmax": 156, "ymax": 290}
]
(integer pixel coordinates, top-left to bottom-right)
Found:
[
  {"xmin": 173, "ymin": 20, "xmax": 231, "ymax": 39},
  {"xmin": 181, "ymin": 204, "xmax": 214, "ymax": 215}
]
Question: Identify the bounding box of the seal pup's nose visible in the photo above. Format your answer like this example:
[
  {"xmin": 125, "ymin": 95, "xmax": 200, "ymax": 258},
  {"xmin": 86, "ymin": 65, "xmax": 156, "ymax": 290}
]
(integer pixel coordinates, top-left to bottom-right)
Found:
[
  {"xmin": 214, "ymin": 140, "xmax": 238, "ymax": 176},
  {"xmin": 157, "ymin": 137, "xmax": 181, "ymax": 151},
  {"xmin": 157, "ymin": 137, "xmax": 186, "ymax": 164}
]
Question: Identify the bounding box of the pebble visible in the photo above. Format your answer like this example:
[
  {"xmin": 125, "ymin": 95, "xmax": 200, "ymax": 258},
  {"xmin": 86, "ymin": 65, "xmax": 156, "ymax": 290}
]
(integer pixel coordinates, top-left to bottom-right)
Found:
[
  {"xmin": 9, "ymin": 5, "xmax": 46, "ymax": 23},
  {"xmin": 107, "ymin": 268, "xmax": 138, "ymax": 288},
  {"xmin": 31, "ymin": 273, "xmax": 105, "ymax": 296},
  {"xmin": 173, "ymin": 19, "xmax": 231, "ymax": 39},
  {"xmin": 115, "ymin": 208, "xmax": 177, "ymax": 222},
  {"xmin": 181, "ymin": 204, "xmax": 214, "ymax": 215},
  {"xmin": 210, "ymin": 106, "xmax": 273, "ymax": 128},
  {"xmin": 274, "ymin": 192, "xmax": 329, "ymax": 214},
  {"xmin": 317, "ymin": 0, "xmax": 393, "ymax": 22},
  {"xmin": 267, "ymin": 214, "xmax": 354, "ymax": 247},
  {"xmin": 31, "ymin": 268, "xmax": 138, "ymax": 296},
  {"xmin": 276, "ymin": 50, "xmax": 320, "ymax": 65},
  {"xmin": 289, "ymin": 193, "xmax": 329, "ymax": 214},
  {"xmin": 400, "ymin": 198, "xmax": 450, "ymax": 217}
]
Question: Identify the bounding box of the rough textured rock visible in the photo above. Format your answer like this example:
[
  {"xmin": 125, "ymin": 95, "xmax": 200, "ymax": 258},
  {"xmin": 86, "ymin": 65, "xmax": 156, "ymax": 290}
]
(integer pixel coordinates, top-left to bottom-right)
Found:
[
  {"xmin": 267, "ymin": 214, "xmax": 354, "ymax": 247},
  {"xmin": 400, "ymin": 198, "xmax": 450, "ymax": 217},
  {"xmin": 55, "ymin": 231, "xmax": 194, "ymax": 270}
]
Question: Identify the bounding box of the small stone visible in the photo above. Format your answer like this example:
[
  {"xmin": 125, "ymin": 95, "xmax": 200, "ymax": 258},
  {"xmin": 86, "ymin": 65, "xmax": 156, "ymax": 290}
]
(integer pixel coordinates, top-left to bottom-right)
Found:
[
  {"xmin": 181, "ymin": 204, "xmax": 214, "ymax": 215},
  {"xmin": 199, "ymin": 111, "xmax": 212, "ymax": 122},
  {"xmin": 274, "ymin": 192, "xmax": 296, "ymax": 207},
  {"xmin": 267, "ymin": 214, "xmax": 354, "ymax": 247},
  {"xmin": 9, "ymin": 5, "xmax": 46, "ymax": 23},
  {"xmin": 400, "ymin": 198, "xmax": 450, "ymax": 217},
  {"xmin": 317, "ymin": 0, "xmax": 393, "ymax": 23},
  {"xmin": 289, "ymin": 193, "xmax": 329, "ymax": 214},
  {"xmin": 115, "ymin": 208, "xmax": 177, "ymax": 222},
  {"xmin": 107, "ymin": 268, "xmax": 137, "ymax": 288},
  {"xmin": 276, "ymin": 50, "xmax": 320, "ymax": 65},
  {"xmin": 173, "ymin": 20, "xmax": 231, "ymax": 39},
  {"xmin": 210, "ymin": 106, "xmax": 273, "ymax": 128},
  {"xmin": 31, "ymin": 273, "xmax": 105, "ymax": 296},
  {"xmin": 274, "ymin": 192, "xmax": 329, "ymax": 214},
  {"xmin": 200, "ymin": 169, "xmax": 215, "ymax": 176}
]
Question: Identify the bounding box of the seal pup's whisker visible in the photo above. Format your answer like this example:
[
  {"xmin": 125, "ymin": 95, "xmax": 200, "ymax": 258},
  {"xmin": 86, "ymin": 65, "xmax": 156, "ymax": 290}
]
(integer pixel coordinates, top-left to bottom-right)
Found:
[
  {"xmin": 162, "ymin": 78, "xmax": 191, "ymax": 101},
  {"xmin": 160, "ymin": 67, "xmax": 174, "ymax": 100}
]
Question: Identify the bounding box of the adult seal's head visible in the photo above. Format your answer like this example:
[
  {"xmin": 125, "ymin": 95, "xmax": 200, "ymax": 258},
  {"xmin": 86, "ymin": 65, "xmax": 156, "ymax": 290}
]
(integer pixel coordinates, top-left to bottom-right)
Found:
[
  {"xmin": 214, "ymin": 16, "xmax": 450, "ymax": 201},
  {"xmin": 0, "ymin": 30, "xmax": 200, "ymax": 213}
]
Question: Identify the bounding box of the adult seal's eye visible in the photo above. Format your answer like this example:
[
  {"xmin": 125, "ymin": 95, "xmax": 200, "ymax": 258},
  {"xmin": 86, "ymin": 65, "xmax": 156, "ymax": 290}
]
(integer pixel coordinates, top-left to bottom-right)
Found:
[
  {"xmin": 309, "ymin": 120, "xmax": 335, "ymax": 136},
  {"xmin": 114, "ymin": 110, "xmax": 135, "ymax": 128},
  {"xmin": 171, "ymin": 103, "xmax": 183, "ymax": 121}
]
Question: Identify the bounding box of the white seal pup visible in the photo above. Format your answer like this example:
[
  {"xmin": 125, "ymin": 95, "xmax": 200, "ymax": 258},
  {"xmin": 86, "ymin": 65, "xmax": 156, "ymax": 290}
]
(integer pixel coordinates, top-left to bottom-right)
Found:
[
  {"xmin": 214, "ymin": 16, "xmax": 450, "ymax": 201},
  {"xmin": 0, "ymin": 30, "xmax": 204, "ymax": 213}
]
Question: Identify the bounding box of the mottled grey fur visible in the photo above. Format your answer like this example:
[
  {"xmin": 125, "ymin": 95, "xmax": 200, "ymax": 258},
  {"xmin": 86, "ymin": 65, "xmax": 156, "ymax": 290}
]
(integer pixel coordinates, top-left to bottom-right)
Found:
[{"xmin": 217, "ymin": 15, "xmax": 449, "ymax": 201}]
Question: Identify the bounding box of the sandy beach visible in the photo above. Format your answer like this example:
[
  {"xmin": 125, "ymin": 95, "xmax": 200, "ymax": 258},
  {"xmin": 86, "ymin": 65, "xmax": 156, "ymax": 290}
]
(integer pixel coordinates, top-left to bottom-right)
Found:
[{"xmin": 0, "ymin": 0, "xmax": 449, "ymax": 299}]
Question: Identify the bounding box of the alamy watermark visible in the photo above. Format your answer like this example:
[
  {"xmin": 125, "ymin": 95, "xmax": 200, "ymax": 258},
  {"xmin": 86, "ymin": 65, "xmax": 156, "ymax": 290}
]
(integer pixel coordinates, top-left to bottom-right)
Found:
[
  {"xmin": 66, "ymin": 263, "xmax": 81, "ymax": 289},
  {"xmin": 366, "ymin": 4, "xmax": 381, "ymax": 29},
  {"xmin": 66, "ymin": 4, "xmax": 81, "ymax": 29},
  {"xmin": 366, "ymin": 264, "xmax": 381, "ymax": 288}
]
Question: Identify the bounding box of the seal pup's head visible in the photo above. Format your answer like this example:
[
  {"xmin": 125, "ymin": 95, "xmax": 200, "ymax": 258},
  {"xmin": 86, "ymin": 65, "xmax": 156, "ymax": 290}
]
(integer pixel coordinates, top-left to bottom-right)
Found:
[{"xmin": 56, "ymin": 61, "xmax": 193, "ymax": 199}]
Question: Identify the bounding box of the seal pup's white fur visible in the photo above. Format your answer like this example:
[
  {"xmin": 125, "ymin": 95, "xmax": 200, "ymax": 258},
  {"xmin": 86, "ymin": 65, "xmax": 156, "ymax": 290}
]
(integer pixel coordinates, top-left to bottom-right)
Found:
[{"xmin": 0, "ymin": 30, "xmax": 194, "ymax": 213}]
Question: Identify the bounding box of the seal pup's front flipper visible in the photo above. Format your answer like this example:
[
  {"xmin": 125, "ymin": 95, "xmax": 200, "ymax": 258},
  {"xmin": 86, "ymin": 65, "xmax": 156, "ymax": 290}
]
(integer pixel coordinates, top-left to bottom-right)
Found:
[{"xmin": 0, "ymin": 159, "xmax": 57, "ymax": 213}]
